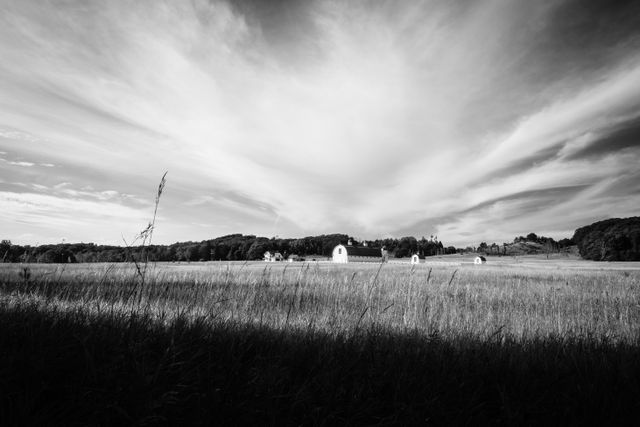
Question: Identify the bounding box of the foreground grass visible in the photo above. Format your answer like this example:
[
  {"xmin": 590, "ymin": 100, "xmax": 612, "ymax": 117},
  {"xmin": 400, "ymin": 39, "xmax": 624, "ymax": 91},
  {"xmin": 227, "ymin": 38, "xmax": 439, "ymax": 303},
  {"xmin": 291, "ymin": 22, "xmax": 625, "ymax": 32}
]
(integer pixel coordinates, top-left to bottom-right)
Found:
[{"xmin": 1, "ymin": 261, "xmax": 640, "ymax": 424}]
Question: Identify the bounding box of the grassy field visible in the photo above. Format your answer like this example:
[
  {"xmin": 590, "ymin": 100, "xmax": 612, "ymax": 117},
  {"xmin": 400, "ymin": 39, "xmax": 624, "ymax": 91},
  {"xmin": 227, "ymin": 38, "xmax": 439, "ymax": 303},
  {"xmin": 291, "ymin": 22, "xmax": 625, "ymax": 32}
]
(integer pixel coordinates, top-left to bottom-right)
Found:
[{"xmin": 1, "ymin": 257, "xmax": 640, "ymax": 425}]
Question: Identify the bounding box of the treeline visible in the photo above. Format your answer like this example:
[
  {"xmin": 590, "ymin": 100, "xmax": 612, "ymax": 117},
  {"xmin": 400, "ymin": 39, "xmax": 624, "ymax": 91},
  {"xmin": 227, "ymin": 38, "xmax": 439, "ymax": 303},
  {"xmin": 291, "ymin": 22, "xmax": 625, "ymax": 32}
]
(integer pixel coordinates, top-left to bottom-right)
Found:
[
  {"xmin": 474, "ymin": 217, "xmax": 640, "ymax": 261},
  {"xmin": 365, "ymin": 236, "xmax": 454, "ymax": 258},
  {"xmin": 512, "ymin": 232, "xmax": 574, "ymax": 249},
  {"xmin": 7, "ymin": 216, "xmax": 640, "ymax": 263},
  {"xmin": 474, "ymin": 232, "xmax": 574, "ymax": 256},
  {"xmin": 0, "ymin": 234, "xmax": 453, "ymax": 264},
  {"xmin": 572, "ymin": 217, "xmax": 640, "ymax": 261}
]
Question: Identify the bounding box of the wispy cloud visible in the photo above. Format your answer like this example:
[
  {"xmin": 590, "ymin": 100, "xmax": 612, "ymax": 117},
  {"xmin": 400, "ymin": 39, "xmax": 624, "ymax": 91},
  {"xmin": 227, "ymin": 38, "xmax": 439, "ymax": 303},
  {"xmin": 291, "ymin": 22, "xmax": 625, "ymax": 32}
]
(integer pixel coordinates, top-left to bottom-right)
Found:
[
  {"xmin": 0, "ymin": 190, "xmax": 150, "ymax": 243},
  {"xmin": 9, "ymin": 161, "xmax": 35, "ymax": 167},
  {"xmin": 0, "ymin": 0, "xmax": 639, "ymax": 245},
  {"xmin": 1, "ymin": 158, "xmax": 55, "ymax": 168}
]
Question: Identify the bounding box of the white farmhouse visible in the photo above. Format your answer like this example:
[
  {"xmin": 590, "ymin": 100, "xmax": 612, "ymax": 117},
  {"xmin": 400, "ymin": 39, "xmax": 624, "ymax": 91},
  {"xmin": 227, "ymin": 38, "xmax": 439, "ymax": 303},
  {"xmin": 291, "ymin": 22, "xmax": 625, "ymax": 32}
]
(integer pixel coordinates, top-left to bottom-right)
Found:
[
  {"xmin": 410, "ymin": 254, "xmax": 420, "ymax": 264},
  {"xmin": 263, "ymin": 251, "xmax": 284, "ymax": 262}
]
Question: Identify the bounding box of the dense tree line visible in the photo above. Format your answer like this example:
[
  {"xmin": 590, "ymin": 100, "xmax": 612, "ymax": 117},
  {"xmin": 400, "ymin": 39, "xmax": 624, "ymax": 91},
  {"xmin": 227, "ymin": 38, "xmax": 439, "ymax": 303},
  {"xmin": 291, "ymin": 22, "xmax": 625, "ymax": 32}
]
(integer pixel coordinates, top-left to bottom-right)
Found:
[
  {"xmin": 475, "ymin": 232, "xmax": 575, "ymax": 256},
  {"xmin": 351, "ymin": 236, "xmax": 450, "ymax": 258},
  {"xmin": 474, "ymin": 218, "xmax": 640, "ymax": 261},
  {"xmin": 572, "ymin": 217, "xmax": 640, "ymax": 261},
  {"xmin": 0, "ymin": 234, "xmax": 453, "ymax": 264}
]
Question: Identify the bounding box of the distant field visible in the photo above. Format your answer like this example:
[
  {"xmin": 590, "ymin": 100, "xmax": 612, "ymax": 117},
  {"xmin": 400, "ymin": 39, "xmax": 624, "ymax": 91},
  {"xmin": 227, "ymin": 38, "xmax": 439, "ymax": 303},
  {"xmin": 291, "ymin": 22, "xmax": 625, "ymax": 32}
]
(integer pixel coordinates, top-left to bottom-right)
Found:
[
  {"xmin": 1, "ymin": 258, "xmax": 639, "ymax": 424},
  {"xmin": 396, "ymin": 253, "xmax": 640, "ymax": 270}
]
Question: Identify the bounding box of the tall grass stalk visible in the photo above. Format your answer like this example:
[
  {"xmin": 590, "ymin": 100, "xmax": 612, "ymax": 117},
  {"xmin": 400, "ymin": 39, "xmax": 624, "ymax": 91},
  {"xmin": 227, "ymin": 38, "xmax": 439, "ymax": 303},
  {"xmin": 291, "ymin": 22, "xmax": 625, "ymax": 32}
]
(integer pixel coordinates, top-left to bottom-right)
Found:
[{"xmin": 120, "ymin": 172, "xmax": 167, "ymax": 304}]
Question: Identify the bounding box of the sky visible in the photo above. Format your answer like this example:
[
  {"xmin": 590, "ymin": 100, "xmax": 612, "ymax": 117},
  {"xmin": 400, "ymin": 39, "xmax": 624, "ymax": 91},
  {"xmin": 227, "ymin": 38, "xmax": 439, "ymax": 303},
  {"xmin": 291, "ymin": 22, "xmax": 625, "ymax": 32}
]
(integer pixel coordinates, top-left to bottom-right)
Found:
[{"xmin": 1, "ymin": 0, "xmax": 639, "ymax": 247}]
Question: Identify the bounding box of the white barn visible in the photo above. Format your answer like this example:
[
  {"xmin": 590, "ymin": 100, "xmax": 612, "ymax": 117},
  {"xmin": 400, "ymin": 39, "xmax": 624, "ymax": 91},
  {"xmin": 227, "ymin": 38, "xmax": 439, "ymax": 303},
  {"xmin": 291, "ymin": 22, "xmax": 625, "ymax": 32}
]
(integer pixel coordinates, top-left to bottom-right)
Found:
[
  {"xmin": 332, "ymin": 244, "xmax": 385, "ymax": 263},
  {"xmin": 474, "ymin": 256, "xmax": 486, "ymax": 265}
]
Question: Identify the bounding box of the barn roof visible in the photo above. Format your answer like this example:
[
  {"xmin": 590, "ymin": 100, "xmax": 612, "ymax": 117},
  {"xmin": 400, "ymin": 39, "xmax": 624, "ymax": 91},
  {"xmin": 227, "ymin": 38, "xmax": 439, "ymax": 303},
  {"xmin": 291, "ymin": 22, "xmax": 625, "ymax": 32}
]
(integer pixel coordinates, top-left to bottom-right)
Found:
[{"xmin": 345, "ymin": 246, "xmax": 382, "ymax": 257}]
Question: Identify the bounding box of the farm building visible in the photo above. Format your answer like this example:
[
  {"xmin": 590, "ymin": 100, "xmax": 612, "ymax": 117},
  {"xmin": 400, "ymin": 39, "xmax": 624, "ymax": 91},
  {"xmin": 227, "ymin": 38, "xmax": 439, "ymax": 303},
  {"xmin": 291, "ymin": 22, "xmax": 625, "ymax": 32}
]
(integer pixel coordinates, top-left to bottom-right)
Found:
[
  {"xmin": 332, "ymin": 244, "xmax": 387, "ymax": 263},
  {"xmin": 263, "ymin": 251, "xmax": 284, "ymax": 262},
  {"xmin": 287, "ymin": 254, "xmax": 303, "ymax": 262},
  {"xmin": 410, "ymin": 254, "xmax": 420, "ymax": 264},
  {"xmin": 474, "ymin": 256, "xmax": 486, "ymax": 264}
]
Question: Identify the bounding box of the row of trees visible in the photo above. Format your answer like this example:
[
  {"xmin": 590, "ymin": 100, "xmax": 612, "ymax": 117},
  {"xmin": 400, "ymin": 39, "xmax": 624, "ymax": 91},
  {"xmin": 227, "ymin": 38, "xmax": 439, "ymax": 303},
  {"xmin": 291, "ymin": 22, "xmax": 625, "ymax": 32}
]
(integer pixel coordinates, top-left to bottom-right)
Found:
[
  {"xmin": 475, "ymin": 218, "xmax": 640, "ymax": 261},
  {"xmin": 0, "ymin": 234, "xmax": 455, "ymax": 264},
  {"xmin": 353, "ymin": 236, "xmax": 454, "ymax": 258},
  {"xmin": 572, "ymin": 217, "xmax": 640, "ymax": 261},
  {"xmin": 513, "ymin": 233, "xmax": 574, "ymax": 249},
  {"xmin": 475, "ymin": 233, "xmax": 575, "ymax": 256},
  {"xmin": 12, "ymin": 216, "xmax": 637, "ymax": 264}
]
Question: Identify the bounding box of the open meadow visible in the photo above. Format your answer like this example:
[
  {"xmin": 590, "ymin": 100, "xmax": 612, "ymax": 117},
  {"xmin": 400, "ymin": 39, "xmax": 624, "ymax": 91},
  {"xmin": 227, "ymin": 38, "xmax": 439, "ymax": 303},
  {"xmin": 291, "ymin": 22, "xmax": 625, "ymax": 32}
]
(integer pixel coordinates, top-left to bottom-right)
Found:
[{"xmin": 2, "ymin": 256, "xmax": 640, "ymax": 424}]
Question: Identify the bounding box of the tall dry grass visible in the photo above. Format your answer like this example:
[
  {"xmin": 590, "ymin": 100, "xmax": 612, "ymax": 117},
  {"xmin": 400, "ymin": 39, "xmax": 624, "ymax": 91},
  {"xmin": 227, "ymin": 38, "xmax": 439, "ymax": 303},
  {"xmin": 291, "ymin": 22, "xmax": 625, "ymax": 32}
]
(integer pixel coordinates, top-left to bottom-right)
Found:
[
  {"xmin": 1, "ymin": 261, "xmax": 640, "ymax": 424},
  {"xmin": 2, "ymin": 261, "xmax": 639, "ymax": 343}
]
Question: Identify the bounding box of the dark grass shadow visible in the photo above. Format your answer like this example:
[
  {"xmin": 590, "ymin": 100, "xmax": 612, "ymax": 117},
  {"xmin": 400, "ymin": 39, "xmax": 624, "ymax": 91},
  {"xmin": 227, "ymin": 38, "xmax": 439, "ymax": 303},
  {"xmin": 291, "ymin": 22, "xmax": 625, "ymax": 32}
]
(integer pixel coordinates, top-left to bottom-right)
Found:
[{"xmin": 1, "ymin": 305, "xmax": 639, "ymax": 426}]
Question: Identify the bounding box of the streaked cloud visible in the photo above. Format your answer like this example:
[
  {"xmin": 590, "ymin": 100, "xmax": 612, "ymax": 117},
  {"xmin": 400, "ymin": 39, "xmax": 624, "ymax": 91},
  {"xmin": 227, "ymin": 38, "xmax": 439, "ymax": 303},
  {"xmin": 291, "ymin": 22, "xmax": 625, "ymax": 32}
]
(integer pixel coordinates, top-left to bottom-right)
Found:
[
  {"xmin": 0, "ymin": 0, "xmax": 639, "ymax": 246},
  {"xmin": 8, "ymin": 161, "xmax": 35, "ymax": 167},
  {"xmin": 0, "ymin": 190, "xmax": 150, "ymax": 244}
]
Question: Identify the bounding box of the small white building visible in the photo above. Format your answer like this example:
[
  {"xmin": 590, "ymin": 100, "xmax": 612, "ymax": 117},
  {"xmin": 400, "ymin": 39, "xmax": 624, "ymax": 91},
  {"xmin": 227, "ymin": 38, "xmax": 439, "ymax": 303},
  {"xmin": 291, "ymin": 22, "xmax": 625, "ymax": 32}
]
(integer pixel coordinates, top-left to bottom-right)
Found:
[
  {"xmin": 410, "ymin": 254, "xmax": 420, "ymax": 264},
  {"xmin": 263, "ymin": 251, "xmax": 284, "ymax": 262},
  {"xmin": 332, "ymin": 244, "xmax": 385, "ymax": 263},
  {"xmin": 474, "ymin": 256, "xmax": 486, "ymax": 265}
]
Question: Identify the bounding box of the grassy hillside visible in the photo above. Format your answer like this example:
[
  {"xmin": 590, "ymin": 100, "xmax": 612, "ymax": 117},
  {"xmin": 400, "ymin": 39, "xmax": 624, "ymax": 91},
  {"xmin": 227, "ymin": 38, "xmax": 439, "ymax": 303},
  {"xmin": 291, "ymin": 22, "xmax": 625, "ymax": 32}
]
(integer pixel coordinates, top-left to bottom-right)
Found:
[{"xmin": 482, "ymin": 241, "xmax": 580, "ymax": 257}]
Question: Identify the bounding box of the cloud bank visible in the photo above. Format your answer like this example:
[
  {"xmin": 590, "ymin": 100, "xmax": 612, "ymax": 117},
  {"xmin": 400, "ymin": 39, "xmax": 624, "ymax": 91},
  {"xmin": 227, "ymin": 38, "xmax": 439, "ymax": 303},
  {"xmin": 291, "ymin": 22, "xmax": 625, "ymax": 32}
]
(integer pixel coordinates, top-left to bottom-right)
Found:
[{"xmin": 1, "ymin": 0, "xmax": 639, "ymax": 245}]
